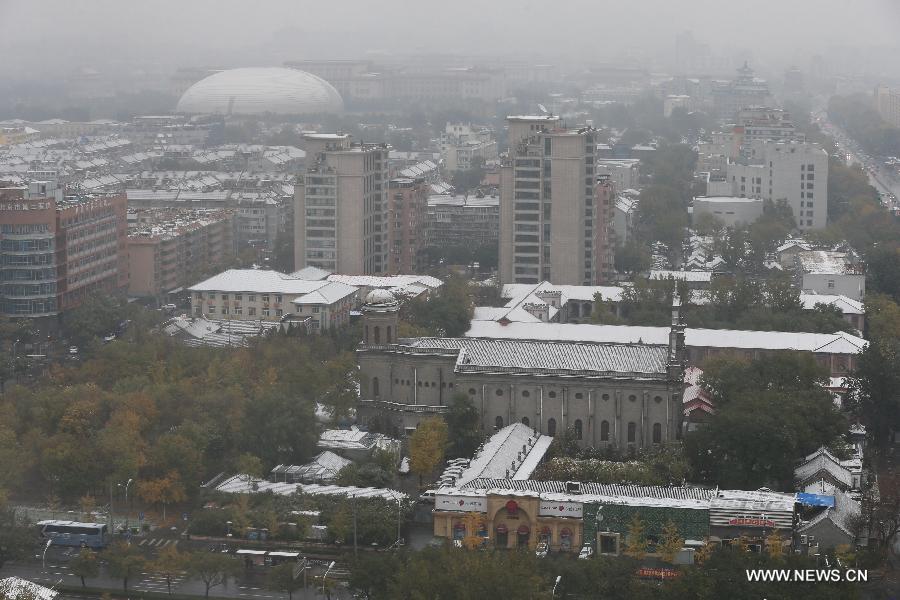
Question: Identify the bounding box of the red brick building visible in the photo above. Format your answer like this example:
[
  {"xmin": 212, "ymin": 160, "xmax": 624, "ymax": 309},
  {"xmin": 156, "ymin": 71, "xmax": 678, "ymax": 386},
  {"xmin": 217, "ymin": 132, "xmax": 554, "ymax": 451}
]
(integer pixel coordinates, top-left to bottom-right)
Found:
[
  {"xmin": 387, "ymin": 177, "xmax": 428, "ymax": 274},
  {"xmin": 0, "ymin": 185, "xmax": 127, "ymax": 318}
]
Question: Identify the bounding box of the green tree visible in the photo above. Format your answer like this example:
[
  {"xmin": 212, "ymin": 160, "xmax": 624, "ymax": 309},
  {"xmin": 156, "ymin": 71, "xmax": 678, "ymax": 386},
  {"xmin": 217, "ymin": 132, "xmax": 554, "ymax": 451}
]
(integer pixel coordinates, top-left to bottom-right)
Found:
[
  {"xmin": 409, "ymin": 418, "xmax": 448, "ymax": 485},
  {"xmin": 69, "ymin": 548, "xmax": 100, "ymax": 588},
  {"xmin": 348, "ymin": 552, "xmax": 400, "ymax": 600},
  {"xmin": 0, "ymin": 498, "xmax": 36, "ymax": 569},
  {"xmin": 445, "ymin": 393, "xmax": 483, "ymax": 458},
  {"xmin": 106, "ymin": 541, "xmax": 146, "ymax": 592},
  {"xmin": 405, "ymin": 276, "xmax": 473, "ymax": 337},
  {"xmin": 686, "ymin": 353, "xmax": 845, "ymax": 489},
  {"xmin": 187, "ymin": 551, "xmax": 237, "ymax": 598},
  {"xmin": 848, "ymin": 339, "xmax": 900, "ymax": 447},
  {"xmin": 265, "ymin": 562, "xmax": 303, "ymax": 600}
]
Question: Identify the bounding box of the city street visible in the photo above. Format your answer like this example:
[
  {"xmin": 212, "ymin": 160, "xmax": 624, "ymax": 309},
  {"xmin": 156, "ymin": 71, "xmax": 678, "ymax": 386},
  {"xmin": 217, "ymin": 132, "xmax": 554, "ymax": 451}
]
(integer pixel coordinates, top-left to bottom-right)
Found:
[{"xmin": 0, "ymin": 545, "xmax": 352, "ymax": 600}]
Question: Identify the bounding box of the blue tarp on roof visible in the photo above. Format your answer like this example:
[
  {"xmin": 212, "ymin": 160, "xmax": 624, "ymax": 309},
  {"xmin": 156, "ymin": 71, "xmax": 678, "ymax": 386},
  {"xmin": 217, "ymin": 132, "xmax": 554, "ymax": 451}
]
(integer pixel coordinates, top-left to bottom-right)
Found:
[{"xmin": 796, "ymin": 493, "xmax": 836, "ymax": 507}]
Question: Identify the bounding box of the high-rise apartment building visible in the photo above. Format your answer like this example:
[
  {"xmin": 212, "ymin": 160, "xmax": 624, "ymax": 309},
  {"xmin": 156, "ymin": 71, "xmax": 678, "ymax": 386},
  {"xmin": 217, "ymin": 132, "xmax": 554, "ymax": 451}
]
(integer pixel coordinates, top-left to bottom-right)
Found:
[
  {"xmin": 387, "ymin": 177, "xmax": 428, "ymax": 273},
  {"xmin": 294, "ymin": 133, "xmax": 389, "ymax": 274},
  {"xmin": 726, "ymin": 140, "xmax": 829, "ymax": 231},
  {"xmin": 127, "ymin": 209, "xmax": 235, "ymax": 298},
  {"xmin": 500, "ymin": 116, "xmax": 610, "ymax": 285},
  {"xmin": 440, "ymin": 123, "xmax": 498, "ymax": 172},
  {"xmin": 874, "ymin": 85, "xmax": 900, "ymax": 129},
  {"xmin": 0, "ymin": 182, "xmax": 127, "ymax": 318}
]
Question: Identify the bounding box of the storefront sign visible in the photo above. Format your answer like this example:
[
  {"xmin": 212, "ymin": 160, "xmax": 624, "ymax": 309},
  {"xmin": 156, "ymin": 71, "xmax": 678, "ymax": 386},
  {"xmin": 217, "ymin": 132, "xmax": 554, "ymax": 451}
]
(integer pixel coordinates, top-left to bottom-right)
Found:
[
  {"xmin": 727, "ymin": 517, "xmax": 775, "ymax": 528},
  {"xmin": 435, "ymin": 494, "xmax": 486, "ymax": 513},
  {"xmin": 538, "ymin": 501, "xmax": 583, "ymax": 518},
  {"xmin": 636, "ymin": 567, "xmax": 679, "ymax": 580}
]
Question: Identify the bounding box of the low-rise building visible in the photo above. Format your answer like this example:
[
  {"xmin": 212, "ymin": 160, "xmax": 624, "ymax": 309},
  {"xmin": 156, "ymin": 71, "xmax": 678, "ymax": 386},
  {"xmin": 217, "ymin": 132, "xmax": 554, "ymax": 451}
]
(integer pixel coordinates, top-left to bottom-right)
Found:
[
  {"xmin": 692, "ymin": 196, "xmax": 764, "ymax": 227},
  {"xmin": 426, "ymin": 193, "xmax": 499, "ymax": 250},
  {"xmin": 796, "ymin": 251, "xmax": 865, "ymax": 301},
  {"xmin": 595, "ymin": 159, "xmax": 640, "ymax": 192},
  {"xmin": 188, "ymin": 268, "xmax": 357, "ymax": 330}
]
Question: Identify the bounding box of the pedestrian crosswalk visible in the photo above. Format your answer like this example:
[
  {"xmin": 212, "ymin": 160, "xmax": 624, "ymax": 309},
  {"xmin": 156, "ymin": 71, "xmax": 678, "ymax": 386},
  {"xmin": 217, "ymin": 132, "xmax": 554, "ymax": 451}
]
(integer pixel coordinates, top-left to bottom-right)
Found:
[
  {"xmin": 132, "ymin": 570, "xmax": 188, "ymax": 593},
  {"xmin": 137, "ymin": 538, "xmax": 179, "ymax": 548}
]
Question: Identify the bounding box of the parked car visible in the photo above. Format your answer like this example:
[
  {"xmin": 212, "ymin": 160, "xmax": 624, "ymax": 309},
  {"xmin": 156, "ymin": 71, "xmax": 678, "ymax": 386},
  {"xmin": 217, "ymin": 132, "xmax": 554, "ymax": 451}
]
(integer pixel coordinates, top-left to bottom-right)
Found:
[
  {"xmin": 535, "ymin": 541, "xmax": 549, "ymax": 558},
  {"xmin": 578, "ymin": 544, "xmax": 594, "ymax": 560}
]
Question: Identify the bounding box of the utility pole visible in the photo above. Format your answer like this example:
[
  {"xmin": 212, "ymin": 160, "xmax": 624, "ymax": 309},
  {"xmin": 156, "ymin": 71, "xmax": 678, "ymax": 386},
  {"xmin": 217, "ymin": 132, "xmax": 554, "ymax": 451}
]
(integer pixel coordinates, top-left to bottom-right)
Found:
[
  {"xmin": 108, "ymin": 481, "xmax": 114, "ymax": 534},
  {"xmin": 353, "ymin": 494, "xmax": 358, "ymax": 556}
]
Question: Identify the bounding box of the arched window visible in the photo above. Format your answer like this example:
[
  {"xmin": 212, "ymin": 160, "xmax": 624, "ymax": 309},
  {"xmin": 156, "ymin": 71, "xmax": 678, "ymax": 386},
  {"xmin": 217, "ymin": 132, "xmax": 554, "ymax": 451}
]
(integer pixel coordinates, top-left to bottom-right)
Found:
[
  {"xmin": 495, "ymin": 416, "xmax": 503, "ymax": 429},
  {"xmin": 600, "ymin": 420, "xmax": 610, "ymax": 441},
  {"xmin": 373, "ymin": 377, "xmax": 380, "ymax": 399},
  {"xmin": 547, "ymin": 418, "xmax": 557, "ymax": 437},
  {"xmin": 521, "ymin": 417, "xmax": 530, "ymax": 427},
  {"xmin": 653, "ymin": 423, "xmax": 662, "ymax": 444},
  {"xmin": 574, "ymin": 419, "xmax": 583, "ymax": 440},
  {"xmin": 627, "ymin": 422, "xmax": 637, "ymax": 443},
  {"xmin": 386, "ymin": 325, "xmax": 392, "ymax": 344},
  {"xmin": 373, "ymin": 326, "xmax": 381, "ymax": 344}
]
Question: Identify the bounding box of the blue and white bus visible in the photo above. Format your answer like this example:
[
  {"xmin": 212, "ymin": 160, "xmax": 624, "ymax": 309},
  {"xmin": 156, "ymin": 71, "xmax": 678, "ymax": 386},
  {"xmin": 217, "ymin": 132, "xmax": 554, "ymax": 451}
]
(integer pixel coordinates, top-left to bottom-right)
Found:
[{"xmin": 37, "ymin": 520, "xmax": 109, "ymax": 549}]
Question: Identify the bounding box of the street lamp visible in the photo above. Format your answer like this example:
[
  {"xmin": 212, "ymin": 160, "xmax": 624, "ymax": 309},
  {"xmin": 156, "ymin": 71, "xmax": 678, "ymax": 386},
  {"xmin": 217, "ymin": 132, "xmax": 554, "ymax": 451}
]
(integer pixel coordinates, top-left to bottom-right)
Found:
[
  {"xmin": 321, "ymin": 560, "xmax": 336, "ymax": 594},
  {"xmin": 122, "ymin": 479, "xmax": 133, "ymax": 532},
  {"xmin": 552, "ymin": 575, "xmax": 561, "ymax": 598},
  {"xmin": 395, "ymin": 497, "xmax": 403, "ymax": 548},
  {"xmin": 42, "ymin": 539, "xmax": 53, "ymax": 571}
]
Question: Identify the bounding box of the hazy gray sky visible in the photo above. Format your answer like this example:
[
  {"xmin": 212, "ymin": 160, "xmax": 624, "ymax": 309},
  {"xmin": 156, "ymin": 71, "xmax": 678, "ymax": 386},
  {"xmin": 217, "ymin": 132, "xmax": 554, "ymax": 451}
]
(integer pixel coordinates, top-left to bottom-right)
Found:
[{"xmin": 1, "ymin": 0, "xmax": 898, "ymax": 79}]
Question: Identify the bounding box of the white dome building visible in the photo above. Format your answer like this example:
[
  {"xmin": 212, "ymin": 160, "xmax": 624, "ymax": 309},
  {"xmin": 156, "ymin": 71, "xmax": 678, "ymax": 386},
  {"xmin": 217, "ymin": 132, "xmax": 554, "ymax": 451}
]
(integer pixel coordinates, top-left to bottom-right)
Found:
[{"xmin": 176, "ymin": 67, "xmax": 344, "ymax": 116}]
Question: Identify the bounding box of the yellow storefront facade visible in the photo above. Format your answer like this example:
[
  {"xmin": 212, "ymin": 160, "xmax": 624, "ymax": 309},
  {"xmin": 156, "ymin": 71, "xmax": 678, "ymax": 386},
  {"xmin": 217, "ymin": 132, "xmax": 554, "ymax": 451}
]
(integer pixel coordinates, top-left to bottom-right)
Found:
[{"xmin": 434, "ymin": 490, "xmax": 584, "ymax": 553}]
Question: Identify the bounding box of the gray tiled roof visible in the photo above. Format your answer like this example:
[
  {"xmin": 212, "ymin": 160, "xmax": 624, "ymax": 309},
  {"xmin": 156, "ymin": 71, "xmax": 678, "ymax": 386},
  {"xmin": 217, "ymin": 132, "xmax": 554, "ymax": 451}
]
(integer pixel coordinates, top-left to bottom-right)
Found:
[
  {"xmin": 461, "ymin": 478, "xmax": 714, "ymax": 500},
  {"xmin": 407, "ymin": 337, "xmax": 668, "ymax": 378}
]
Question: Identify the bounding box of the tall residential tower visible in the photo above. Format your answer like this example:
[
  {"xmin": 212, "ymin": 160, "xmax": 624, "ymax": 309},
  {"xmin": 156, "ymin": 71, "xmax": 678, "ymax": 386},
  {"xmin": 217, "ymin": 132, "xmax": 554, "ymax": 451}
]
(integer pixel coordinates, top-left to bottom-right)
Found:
[
  {"xmin": 294, "ymin": 133, "xmax": 389, "ymax": 274},
  {"xmin": 500, "ymin": 116, "xmax": 613, "ymax": 285}
]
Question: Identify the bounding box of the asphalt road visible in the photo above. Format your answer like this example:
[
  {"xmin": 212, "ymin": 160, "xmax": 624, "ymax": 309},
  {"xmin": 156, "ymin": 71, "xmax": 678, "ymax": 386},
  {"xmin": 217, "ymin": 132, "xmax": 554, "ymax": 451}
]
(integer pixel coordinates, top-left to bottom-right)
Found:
[{"xmin": 0, "ymin": 545, "xmax": 351, "ymax": 600}]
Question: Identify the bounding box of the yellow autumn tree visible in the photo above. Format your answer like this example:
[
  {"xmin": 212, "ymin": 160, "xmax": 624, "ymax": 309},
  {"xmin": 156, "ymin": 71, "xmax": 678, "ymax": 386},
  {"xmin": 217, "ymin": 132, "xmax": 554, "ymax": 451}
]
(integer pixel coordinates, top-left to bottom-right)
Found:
[
  {"xmin": 409, "ymin": 418, "xmax": 448, "ymax": 486},
  {"xmin": 136, "ymin": 471, "xmax": 186, "ymax": 521},
  {"xmin": 765, "ymin": 529, "xmax": 785, "ymax": 558},
  {"xmin": 693, "ymin": 538, "xmax": 714, "ymax": 565},
  {"xmin": 657, "ymin": 520, "xmax": 684, "ymax": 563},
  {"xmin": 623, "ymin": 514, "xmax": 648, "ymax": 560},
  {"xmin": 461, "ymin": 512, "xmax": 484, "ymax": 550}
]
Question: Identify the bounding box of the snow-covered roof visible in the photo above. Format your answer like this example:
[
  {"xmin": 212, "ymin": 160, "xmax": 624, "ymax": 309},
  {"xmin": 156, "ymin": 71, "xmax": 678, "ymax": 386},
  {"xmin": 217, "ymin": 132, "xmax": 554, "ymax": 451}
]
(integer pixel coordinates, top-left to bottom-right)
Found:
[
  {"xmin": 163, "ymin": 316, "xmax": 281, "ymax": 348},
  {"xmin": 0, "ymin": 578, "xmax": 58, "ymax": 600},
  {"xmin": 215, "ymin": 475, "xmax": 405, "ymax": 501},
  {"xmin": 464, "ymin": 321, "xmax": 867, "ymax": 355},
  {"xmin": 326, "ymin": 274, "xmax": 443, "ymax": 290},
  {"xmin": 796, "ymin": 251, "xmax": 856, "ymax": 275},
  {"xmin": 404, "ymin": 337, "xmax": 670, "ymax": 379},
  {"xmin": 799, "ymin": 293, "xmax": 864, "ymax": 315},
  {"xmin": 190, "ymin": 269, "xmax": 348, "ymax": 297},
  {"xmin": 291, "ymin": 281, "xmax": 357, "ymax": 305},
  {"xmin": 454, "ymin": 423, "xmax": 552, "ymax": 487},
  {"xmin": 795, "ymin": 447, "xmax": 853, "ymax": 489},
  {"xmin": 649, "ymin": 270, "xmax": 714, "ymax": 282}
]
